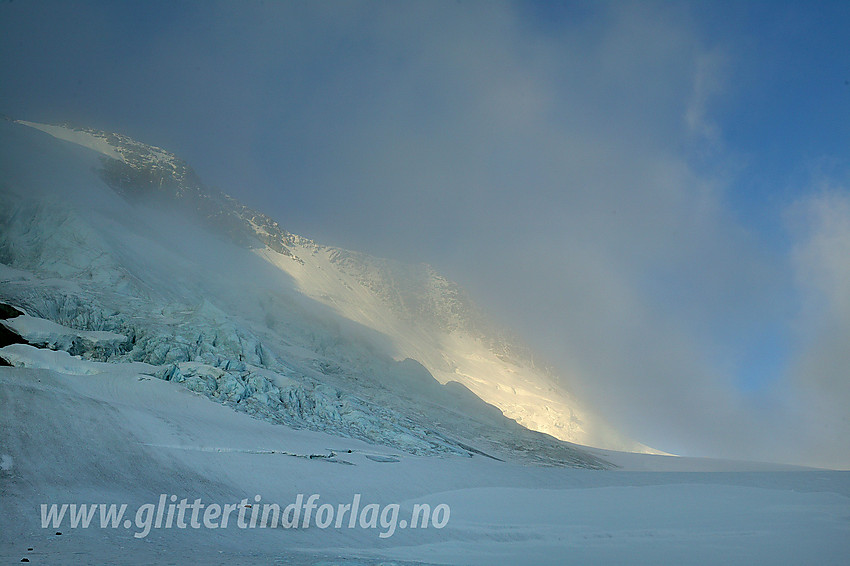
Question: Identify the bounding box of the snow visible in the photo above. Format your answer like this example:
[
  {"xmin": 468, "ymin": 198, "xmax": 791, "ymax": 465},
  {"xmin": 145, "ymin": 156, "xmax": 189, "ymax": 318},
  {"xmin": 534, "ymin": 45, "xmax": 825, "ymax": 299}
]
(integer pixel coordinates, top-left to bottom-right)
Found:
[
  {"xmin": 1, "ymin": 361, "xmax": 848, "ymax": 564},
  {"xmin": 0, "ymin": 343, "xmax": 111, "ymax": 375},
  {"xmin": 6, "ymin": 118, "xmax": 644, "ymax": 453},
  {"xmin": 586, "ymin": 446, "xmax": 816, "ymax": 472},
  {"xmin": 1, "ymin": 315, "xmax": 127, "ymax": 354},
  {"xmin": 256, "ymin": 242, "xmax": 649, "ymax": 453},
  {"xmin": 2, "ymin": 118, "xmax": 848, "ymax": 563},
  {"xmin": 15, "ymin": 120, "xmax": 125, "ymax": 162},
  {"xmin": 0, "ymin": 262, "xmax": 33, "ymax": 283},
  {"xmin": 371, "ymin": 483, "xmax": 850, "ymax": 565}
]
